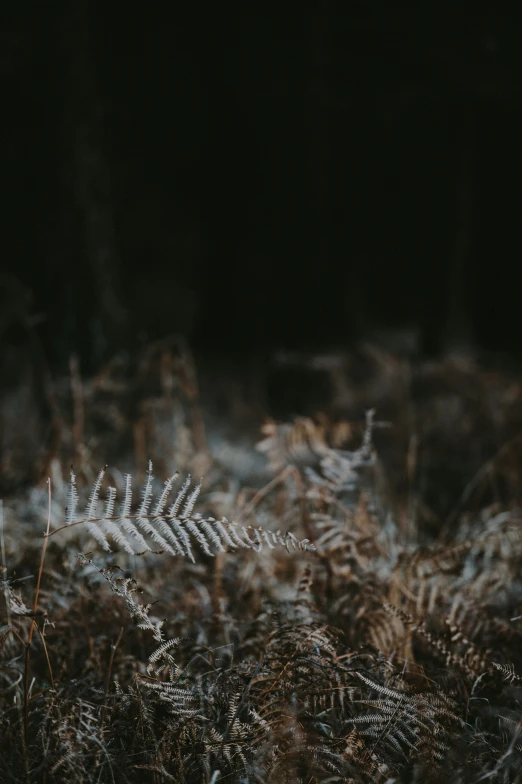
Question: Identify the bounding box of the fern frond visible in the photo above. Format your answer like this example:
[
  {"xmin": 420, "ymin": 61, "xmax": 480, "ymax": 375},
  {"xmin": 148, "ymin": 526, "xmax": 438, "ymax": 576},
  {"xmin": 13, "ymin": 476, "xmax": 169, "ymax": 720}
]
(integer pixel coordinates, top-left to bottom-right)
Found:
[
  {"xmin": 169, "ymin": 475, "xmax": 191, "ymax": 518},
  {"xmin": 139, "ymin": 460, "xmax": 154, "ymax": 517},
  {"xmin": 147, "ymin": 637, "xmax": 183, "ymax": 678},
  {"xmin": 87, "ymin": 467, "xmax": 105, "ymax": 520},
  {"xmin": 493, "ymin": 661, "xmax": 522, "ymax": 684},
  {"xmin": 182, "ymin": 479, "xmax": 202, "ymax": 517},
  {"xmin": 148, "ymin": 637, "xmax": 182, "ymax": 666},
  {"xmin": 153, "ymin": 472, "xmax": 180, "ymax": 517},
  {"xmin": 121, "ymin": 473, "xmax": 132, "ymax": 517},
  {"xmin": 65, "ymin": 470, "xmax": 79, "ymax": 525},
  {"xmin": 53, "ymin": 464, "xmax": 316, "ymax": 562},
  {"xmin": 104, "ymin": 485, "xmax": 117, "ymax": 518}
]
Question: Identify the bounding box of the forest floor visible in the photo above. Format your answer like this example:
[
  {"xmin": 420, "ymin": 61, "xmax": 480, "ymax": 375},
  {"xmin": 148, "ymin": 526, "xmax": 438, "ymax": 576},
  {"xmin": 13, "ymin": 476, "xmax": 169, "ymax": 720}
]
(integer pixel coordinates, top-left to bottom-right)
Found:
[{"xmin": 2, "ymin": 341, "xmax": 522, "ymax": 783}]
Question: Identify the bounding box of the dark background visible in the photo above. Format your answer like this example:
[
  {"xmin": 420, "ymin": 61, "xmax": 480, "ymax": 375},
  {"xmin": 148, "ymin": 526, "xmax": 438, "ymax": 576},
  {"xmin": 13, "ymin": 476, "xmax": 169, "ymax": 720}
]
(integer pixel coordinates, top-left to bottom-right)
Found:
[{"xmin": 2, "ymin": 2, "xmax": 522, "ymax": 372}]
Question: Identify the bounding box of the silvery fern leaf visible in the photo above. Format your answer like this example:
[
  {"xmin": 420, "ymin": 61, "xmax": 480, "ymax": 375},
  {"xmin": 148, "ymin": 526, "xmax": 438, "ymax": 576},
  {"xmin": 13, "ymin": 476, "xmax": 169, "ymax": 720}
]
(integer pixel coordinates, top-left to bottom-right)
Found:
[{"xmin": 50, "ymin": 464, "xmax": 316, "ymax": 561}]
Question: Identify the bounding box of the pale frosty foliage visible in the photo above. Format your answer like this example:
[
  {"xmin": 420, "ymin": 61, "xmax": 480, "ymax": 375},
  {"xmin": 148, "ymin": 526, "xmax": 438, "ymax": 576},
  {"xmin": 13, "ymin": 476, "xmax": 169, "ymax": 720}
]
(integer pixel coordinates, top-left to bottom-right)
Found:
[{"xmin": 58, "ymin": 461, "xmax": 314, "ymax": 561}]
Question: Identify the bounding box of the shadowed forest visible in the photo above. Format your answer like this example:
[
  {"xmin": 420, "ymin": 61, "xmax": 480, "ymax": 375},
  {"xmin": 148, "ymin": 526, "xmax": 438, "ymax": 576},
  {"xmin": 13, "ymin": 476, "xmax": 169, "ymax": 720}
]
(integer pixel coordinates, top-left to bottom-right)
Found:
[{"xmin": 2, "ymin": 3, "xmax": 522, "ymax": 782}]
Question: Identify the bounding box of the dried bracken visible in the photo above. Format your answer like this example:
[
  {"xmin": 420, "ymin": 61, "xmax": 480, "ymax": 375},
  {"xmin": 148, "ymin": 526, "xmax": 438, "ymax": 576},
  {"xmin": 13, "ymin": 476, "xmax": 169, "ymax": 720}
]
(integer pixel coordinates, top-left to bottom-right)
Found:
[{"xmin": 3, "ymin": 350, "xmax": 522, "ymax": 782}]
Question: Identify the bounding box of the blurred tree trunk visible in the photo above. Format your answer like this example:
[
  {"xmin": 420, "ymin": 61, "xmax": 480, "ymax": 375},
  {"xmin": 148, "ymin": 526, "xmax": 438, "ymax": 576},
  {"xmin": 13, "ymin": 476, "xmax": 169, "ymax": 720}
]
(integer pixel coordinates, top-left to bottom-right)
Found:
[
  {"xmin": 304, "ymin": 2, "xmax": 336, "ymax": 341},
  {"xmin": 444, "ymin": 105, "xmax": 476, "ymax": 351},
  {"xmin": 52, "ymin": 0, "xmax": 126, "ymax": 368}
]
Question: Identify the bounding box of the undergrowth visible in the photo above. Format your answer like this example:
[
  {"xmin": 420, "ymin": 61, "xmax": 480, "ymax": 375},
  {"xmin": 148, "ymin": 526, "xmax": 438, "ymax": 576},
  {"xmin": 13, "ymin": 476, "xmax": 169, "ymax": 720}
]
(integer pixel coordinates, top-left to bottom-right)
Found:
[{"xmin": 2, "ymin": 348, "xmax": 522, "ymax": 782}]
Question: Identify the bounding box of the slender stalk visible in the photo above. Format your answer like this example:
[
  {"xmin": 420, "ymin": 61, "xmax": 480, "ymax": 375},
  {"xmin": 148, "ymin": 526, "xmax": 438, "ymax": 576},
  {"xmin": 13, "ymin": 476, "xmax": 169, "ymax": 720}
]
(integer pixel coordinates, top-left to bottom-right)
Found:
[
  {"xmin": 34, "ymin": 621, "xmax": 56, "ymax": 692},
  {"xmin": 101, "ymin": 626, "xmax": 124, "ymax": 728},
  {"xmin": 24, "ymin": 478, "xmax": 52, "ymax": 748},
  {"xmin": 0, "ymin": 500, "xmax": 14, "ymax": 633}
]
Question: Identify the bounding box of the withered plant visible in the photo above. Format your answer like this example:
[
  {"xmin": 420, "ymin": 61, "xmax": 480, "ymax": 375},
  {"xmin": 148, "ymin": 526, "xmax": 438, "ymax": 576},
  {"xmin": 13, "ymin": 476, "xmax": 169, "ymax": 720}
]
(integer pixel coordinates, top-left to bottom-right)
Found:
[{"xmin": 2, "ymin": 352, "xmax": 522, "ymax": 783}]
